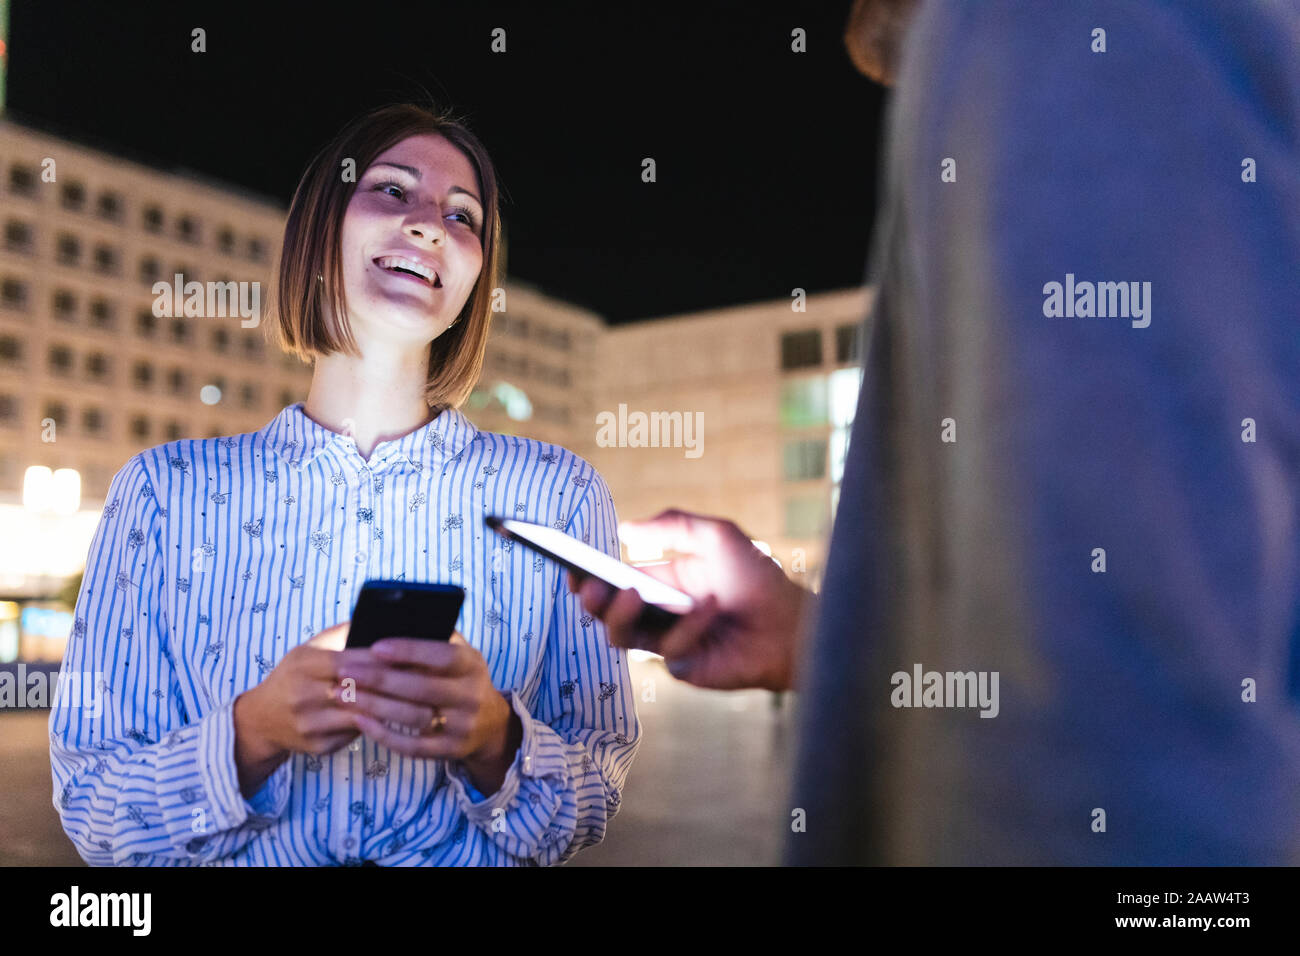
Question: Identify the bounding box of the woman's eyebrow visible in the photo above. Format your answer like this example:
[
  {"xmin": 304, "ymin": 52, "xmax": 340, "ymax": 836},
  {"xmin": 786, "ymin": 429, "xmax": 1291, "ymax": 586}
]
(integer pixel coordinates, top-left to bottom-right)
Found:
[{"xmin": 369, "ymin": 162, "xmax": 482, "ymax": 206}]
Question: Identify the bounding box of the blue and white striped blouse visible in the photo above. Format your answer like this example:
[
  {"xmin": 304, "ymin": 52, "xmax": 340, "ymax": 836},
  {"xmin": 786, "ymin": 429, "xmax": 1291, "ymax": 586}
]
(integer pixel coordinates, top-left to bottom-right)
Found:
[{"xmin": 49, "ymin": 402, "xmax": 641, "ymax": 865}]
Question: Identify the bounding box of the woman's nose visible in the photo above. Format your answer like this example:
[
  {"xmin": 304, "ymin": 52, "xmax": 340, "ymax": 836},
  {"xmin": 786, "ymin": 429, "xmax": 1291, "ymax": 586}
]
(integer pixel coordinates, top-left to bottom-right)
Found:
[{"xmin": 404, "ymin": 203, "xmax": 446, "ymax": 244}]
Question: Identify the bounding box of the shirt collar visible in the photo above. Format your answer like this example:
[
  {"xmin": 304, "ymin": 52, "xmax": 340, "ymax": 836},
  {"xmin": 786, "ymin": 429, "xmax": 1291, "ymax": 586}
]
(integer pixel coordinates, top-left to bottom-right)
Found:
[{"xmin": 259, "ymin": 402, "xmax": 479, "ymax": 472}]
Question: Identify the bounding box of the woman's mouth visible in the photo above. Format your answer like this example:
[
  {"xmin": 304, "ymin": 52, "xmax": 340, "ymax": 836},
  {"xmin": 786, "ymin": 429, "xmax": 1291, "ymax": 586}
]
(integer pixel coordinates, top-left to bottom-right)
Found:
[{"xmin": 374, "ymin": 256, "xmax": 442, "ymax": 288}]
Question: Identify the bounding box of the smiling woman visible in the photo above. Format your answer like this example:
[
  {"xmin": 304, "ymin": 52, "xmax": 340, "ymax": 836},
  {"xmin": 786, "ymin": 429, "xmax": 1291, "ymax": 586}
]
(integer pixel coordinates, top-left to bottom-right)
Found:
[{"xmin": 50, "ymin": 103, "xmax": 641, "ymax": 867}]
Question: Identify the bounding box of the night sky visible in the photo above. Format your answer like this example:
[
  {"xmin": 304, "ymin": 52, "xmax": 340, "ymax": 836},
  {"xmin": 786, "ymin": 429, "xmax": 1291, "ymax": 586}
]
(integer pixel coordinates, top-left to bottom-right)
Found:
[{"xmin": 8, "ymin": 1, "xmax": 887, "ymax": 324}]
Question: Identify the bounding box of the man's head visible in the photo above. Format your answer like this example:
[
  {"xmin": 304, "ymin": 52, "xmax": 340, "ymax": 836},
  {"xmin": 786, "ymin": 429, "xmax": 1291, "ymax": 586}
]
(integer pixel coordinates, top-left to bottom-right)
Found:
[{"xmin": 843, "ymin": 0, "xmax": 923, "ymax": 87}]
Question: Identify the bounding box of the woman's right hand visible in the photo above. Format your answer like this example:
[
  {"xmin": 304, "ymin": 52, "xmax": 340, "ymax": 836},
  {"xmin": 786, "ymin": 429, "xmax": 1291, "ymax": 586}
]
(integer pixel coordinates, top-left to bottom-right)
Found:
[{"xmin": 232, "ymin": 622, "xmax": 359, "ymax": 797}]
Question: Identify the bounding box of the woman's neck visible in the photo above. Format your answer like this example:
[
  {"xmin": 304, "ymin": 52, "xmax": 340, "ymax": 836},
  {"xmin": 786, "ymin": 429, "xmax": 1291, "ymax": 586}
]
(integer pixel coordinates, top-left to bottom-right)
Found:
[{"xmin": 303, "ymin": 345, "xmax": 438, "ymax": 461}]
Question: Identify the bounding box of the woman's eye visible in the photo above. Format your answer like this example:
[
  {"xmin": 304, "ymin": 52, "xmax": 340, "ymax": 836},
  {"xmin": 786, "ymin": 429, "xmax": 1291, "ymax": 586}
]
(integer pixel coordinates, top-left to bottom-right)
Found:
[
  {"xmin": 374, "ymin": 182, "xmax": 404, "ymax": 199},
  {"xmin": 447, "ymin": 208, "xmax": 478, "ymax": 229}
]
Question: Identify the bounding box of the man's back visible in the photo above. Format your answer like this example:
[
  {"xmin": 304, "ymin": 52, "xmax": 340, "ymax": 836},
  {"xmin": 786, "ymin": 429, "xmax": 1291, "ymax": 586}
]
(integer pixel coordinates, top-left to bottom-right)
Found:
[{"xmin": 788, "ymin": 0, "xmax": 1300, "ymax": 864}]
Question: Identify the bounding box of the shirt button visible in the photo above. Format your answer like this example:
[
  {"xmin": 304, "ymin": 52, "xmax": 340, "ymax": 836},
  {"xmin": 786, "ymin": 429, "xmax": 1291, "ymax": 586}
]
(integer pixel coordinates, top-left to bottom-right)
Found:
[{"xmin": 353, "ymin": 550, "xmax": 368, "ymax": 565}]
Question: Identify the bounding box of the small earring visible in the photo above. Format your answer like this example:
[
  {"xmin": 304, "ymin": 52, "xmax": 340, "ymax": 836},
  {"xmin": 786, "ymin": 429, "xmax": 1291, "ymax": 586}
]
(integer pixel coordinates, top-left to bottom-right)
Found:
[{"xmin": 317, "ymin": 273, "xmax": 323, "ymax": 282}]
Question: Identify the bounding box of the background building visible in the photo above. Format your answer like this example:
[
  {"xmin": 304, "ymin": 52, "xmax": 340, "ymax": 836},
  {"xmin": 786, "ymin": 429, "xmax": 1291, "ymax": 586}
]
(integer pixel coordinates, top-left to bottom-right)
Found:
[{"xmin": 589, "ymin": 288, "xmax": 870, "ymax": 588}]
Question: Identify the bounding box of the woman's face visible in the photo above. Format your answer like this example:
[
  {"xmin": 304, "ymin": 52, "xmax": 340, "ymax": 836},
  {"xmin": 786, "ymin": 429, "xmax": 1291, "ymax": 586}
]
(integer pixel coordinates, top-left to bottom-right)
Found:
[{"xmin": 337, "ymin": 133, "xmax": 485, "ymax": 350}]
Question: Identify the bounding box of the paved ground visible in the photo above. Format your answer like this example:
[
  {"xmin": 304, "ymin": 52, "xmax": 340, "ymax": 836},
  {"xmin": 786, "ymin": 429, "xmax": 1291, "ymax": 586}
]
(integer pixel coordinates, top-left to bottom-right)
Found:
[{"xmin": 1, "ymin": 657, "xmax": 796, "ymax": 866}]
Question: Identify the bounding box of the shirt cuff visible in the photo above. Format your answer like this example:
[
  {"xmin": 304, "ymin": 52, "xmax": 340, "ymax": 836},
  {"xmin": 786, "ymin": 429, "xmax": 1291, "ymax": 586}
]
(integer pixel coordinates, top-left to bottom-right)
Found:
[
  {"xmin": 197, "ymin": 698, "xmax": 292, "ymax": 831},
  {"xmin": 445, "ymin": 690, "xmax": 568, "ymax": 820}
]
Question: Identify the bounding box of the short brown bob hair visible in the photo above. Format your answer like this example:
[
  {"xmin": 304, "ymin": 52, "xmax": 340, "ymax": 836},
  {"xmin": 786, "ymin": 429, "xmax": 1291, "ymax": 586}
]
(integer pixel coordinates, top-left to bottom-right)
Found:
[{"xmin": 274, "ymin": 102, "xmax": 503, "ymax": 412}]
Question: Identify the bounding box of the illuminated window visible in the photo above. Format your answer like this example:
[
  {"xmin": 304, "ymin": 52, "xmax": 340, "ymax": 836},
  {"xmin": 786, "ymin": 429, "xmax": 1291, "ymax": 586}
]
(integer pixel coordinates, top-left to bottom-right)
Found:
[
  {"xmin": 780, "ymin": 377, "xmax": 828, "ymax": 428},
  {"xmin": 783, "ymin": 438, "xmax": 827, "ymax": 481}
]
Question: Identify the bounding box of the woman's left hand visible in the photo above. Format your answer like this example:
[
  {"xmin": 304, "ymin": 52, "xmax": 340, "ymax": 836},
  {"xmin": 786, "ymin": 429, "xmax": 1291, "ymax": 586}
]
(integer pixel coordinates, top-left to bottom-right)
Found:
[{"xmin": 337, "ymin": 632, "xmax": 523, "ymax": 792}]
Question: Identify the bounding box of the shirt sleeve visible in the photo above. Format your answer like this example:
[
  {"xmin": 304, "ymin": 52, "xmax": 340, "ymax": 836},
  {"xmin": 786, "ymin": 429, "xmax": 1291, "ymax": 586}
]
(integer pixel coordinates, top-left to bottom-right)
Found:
[
  {"xmin": 443, "ymin": 467, "xmax": 642, "ymax": 864},
  {"xmin": 49, "ymin": 453, "xmax": 292, "ymax": 866}
]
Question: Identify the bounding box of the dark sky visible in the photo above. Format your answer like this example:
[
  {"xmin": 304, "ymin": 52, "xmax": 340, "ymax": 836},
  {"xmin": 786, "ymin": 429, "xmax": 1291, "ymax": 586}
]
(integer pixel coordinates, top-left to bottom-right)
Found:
[{"xmin": 8, "ymin": 0, "xmax": 887, "ymax": 324}]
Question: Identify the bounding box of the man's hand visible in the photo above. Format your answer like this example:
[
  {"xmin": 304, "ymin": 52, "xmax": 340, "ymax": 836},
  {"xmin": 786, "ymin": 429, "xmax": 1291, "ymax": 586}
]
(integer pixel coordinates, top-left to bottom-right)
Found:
[{"xmin": 569, "ymin": 509, "xmax": 813, "ymax": 691}]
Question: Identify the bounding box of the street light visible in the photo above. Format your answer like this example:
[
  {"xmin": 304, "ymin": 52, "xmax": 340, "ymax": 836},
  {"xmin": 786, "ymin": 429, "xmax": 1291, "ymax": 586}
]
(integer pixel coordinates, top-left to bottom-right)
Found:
[{"xmin": 22, "ymin": 466, "xmax": 81, "ymax": 515}]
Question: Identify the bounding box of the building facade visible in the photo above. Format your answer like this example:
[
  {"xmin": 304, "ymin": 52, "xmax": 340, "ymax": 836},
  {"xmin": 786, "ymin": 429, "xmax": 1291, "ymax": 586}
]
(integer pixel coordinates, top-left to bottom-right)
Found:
[{"xmin": 589, "ymin": 288, "xmax": 871, "ymax": 589}]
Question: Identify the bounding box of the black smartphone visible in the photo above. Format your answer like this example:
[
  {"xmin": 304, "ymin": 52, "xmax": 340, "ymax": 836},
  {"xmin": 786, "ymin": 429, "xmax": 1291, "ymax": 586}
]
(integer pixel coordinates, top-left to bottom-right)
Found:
[
  {"xmin": 345, "ymin": 580, "xmax": 466, "ymax": 649},
  {"xmin": 485, "ymin": 515, "xmax": 695, "ymax": 633}
]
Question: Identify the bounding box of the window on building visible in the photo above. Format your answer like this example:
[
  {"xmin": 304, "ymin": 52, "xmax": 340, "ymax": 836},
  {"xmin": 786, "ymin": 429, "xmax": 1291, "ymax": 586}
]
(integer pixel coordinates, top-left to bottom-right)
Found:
[
  {"xmin": 217, "ymin": 227, "xmax": 235, "ymax": 254},
  {"xmin": 56, "ymin": 234, "xmax": 81, "ymax": 266},
  {"xmin": 143, "ymin": 205, "xmax": 164, "ymax": 233},
  {"xmin": 43, "ymin": 401, "xmax": 68, "ymax": 424},
  {"xmin": 130, "ymin": 415, "xmax": 150, "ymax": 440},
  {"xmin": 784, "ymin": 494, "xmax": 828, "ymax": 539},
  {"xmin": 139, "ymin": 257, "xmax": 161, "ymax": 285},
  {"xmin": 85, "ymin": 352, "xmax": 111, "ymax": 381},
  {"xmin": 0, "ymin": 394, "xmax": 18, "ymax": 425},
  {"xmin": 165, "ymin": 420, "xmax": 185, "ymax": 441},
  {"xmin": 177, "ymin": 215, "xmax": 199, "ymax": 244},
  {"xmin": 783, "ymin": 438, "xmax": 827, "ymax": 481},
  {"xmin": 240, "ymin": 382, "xmax": 260, "ymax": 409},
  {"xmin": 278, "ymin": 389, "xmax": 296, "ymax": 408},
  {"xmin": 61, "ymin": 181, "xmax": 86, "ymax": 212},
  {"xmin": 168, "ymin": 368, "xmax": 189, "ymax": 395},
  {"xmin": 48, "ymin": 345, "xmax": 74, "ymax": 374},
  {"xmin": 170, "ymin": 318, "xmax": 189, "ymax": 345},
  {"xmin": 3, "ymin": 220, "xmax": 32, "ymax": 253},
  {"xmin": 97, "ymin": 192, "xmax": 124, "ymax": 222},
  {"xmin": 136, "ymin": 309, "xmax": 158, "ymax": 338},
  {"xmin": 132, "ymin": 361, "xmax": 154, "ymax": 390},
  {"xmin": 213, "ymin": 328, "xmax": 230, "ymax": 352},
  {"xmin": 0, "ymin": 335, "xmax": 22, "ymax": 363},
  {"xmin": 829, "ymin": 367, "xmax": 862, "ymax": 484},
  {"xmin": 53, "ymin": 289, "xmax": 77, "ymax": 321},
  {"xmin": 537, "ymin": 325, "xmax": 571, "ymax": 350},
  {"xmin": 93, "ymin": 245, "xmax": 120, "ymax": 275},
  {"xmin": 835, "ymin": 322, "xmax": 862, "ymax": 364},
  {"xmin": 247, "ymin": 237, "xmax": 267, "ymax": 262},
  {"xmin": 8, "ymin": 165, "xmax": 36, "ymax": 196},
  {"xmin": 242, "ymin": 335, "xmax": 262, "ymax": 360},
  {"xmin": 780, "ymin": 377, "xmax": 828, "ymax": 428},
  {"xmin": 88, "ymin": 298, "xmax": 116, "ymax": 330},
  {"xmin": 1, "ymin": 278, "xmax": 29, "ymax": 309},
  {"xmin": 781, "ymin": 329, "xmax": 823, "ymax": 370},
  {"xmin": 82, "ymin": 407, "xmax": 106, "ymax": 436}
]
